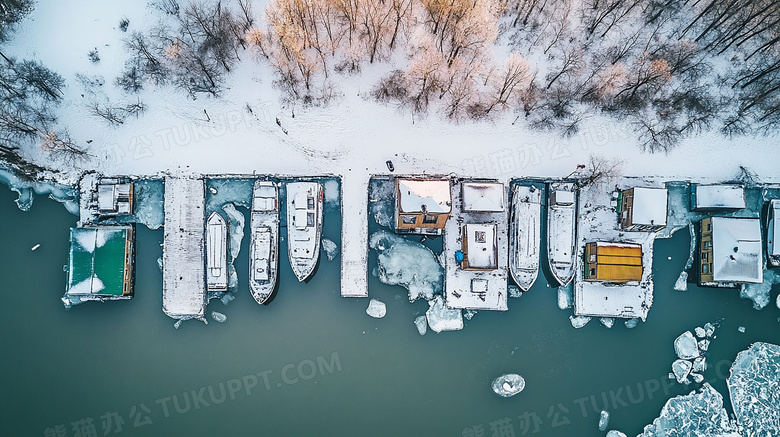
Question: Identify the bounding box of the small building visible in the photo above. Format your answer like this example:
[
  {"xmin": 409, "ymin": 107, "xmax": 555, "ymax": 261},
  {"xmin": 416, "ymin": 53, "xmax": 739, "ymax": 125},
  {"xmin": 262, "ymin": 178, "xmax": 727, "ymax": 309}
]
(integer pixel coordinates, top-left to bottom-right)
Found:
[
  {"xmin": 691, "ymin": 184, "xmax": 745, "ymax": 211},
  {"xmin": 619, "ymin": 187, "xmax": 668, "ymax": 232},
  {"xmin": 700, "ymin": 217, "xmax": 763, "ymax": 286},
  {"xmin": 461, "ymin": 223, "xmax": 498, "ymax": 270},
  {"xmin": 584, "ymin": 242, "xmax": 643, "ymax": 283},
  {"xmin": 97, "ymin": 178, "xmax": 134, "ymax": 216},
  {"xmin": 395, "ymin": 178, "xmax": 451, "ymax": 235},
  {"xmin": 461, "ymin": 182, "xmax": 505, "ymax": 212},
  {"xmin": 63, "ymin": 226, "xmax": 134, "ymax": 306}
]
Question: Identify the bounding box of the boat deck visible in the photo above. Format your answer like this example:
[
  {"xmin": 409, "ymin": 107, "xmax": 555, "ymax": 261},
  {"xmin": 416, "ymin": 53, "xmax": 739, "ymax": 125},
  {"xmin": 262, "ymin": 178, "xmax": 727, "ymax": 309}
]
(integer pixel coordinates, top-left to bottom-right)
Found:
[
  {"xmin": 340, "ymin": 173, "xmax": 369, "ymax": 297},
  {"xmin": 162, "ymin": 176, "xmax": 206, "ymax": 320}
]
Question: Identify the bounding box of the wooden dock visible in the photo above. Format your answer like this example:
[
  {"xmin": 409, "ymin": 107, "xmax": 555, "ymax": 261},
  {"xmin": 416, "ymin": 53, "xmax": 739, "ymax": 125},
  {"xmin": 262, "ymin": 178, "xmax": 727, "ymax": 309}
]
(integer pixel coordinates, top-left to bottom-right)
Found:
[
  {"xmin": 340, "ymin": 173, "xmax": 368, "ymax": 297},
  {"xmin": 162, "ymin": 176, "xmax": 207, "ymax": 319}
]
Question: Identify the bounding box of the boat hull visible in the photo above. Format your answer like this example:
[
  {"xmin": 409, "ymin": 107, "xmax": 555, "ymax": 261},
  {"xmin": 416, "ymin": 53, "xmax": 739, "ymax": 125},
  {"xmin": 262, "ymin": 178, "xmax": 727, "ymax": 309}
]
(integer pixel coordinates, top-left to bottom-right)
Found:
[
  {"xmin": 509, "ymin": 185, "xmax": 541, "ymax": 291},
  {"xmin": 250, "ymin": 181, "xmax": 279, "ymax": 304},
  {"xmin": 287, "ymin": 182, "xmax": 323, "ymax": 282},
  {"xmin": 547, "ymin": 183, "xmax": 577, "ymax": 287},
  {"xmin": 768, "ymin": 199, "xmax": 780, "ymax": 268},
  {"xmin": 206, "ymin": 211, "xmax": 228, "ymax": 292}
]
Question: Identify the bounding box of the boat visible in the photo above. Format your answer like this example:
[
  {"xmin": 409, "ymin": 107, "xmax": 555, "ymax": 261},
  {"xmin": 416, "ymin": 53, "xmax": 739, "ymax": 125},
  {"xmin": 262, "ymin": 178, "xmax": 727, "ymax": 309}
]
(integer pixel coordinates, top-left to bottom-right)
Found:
[
  {"xmin": 768, "ymin": 199, "xmax": 780, "ymax": 267},
  {"xmin": 509, "ymin": 185, "xmax": 541, "ymax": 291},
  {"xmin": 249, "ymin": 180, "xmax": 279, "ymax": 304},
  {"xmin": 206, "ymin": 211, "xmax": 228, "ymax": 292},
  {"xmin": 547, "ymin": 182, "xmax": 577, "ymax": 286},
  {"xmin": 286, "ymin": 181, "xmax": 323, "ymax": 281}
]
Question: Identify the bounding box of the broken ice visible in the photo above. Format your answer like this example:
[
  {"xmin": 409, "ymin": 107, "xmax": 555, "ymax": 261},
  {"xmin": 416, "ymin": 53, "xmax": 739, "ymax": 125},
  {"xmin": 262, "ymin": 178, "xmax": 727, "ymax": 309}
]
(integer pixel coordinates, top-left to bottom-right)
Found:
[
  {"xmin": 425, "ymin": 295, "xmax": 463, "ymax": 333},
  {"xmin": 738, "ymin": 326, "xmax": 746, "ymax": 333},
  {"xmin": 694, "ymin": 326, "xmax": 706, "ymax": 338},
  {"xmin": 569, "ymin": 315, "xmax": 591, "ymax": 329},
  {"xmin": 638, "ymin": 383, "xmax": 738, "ymax": 436},
  {"xmin": 366, "ymin": 299, "xmax": 386, "ymax": 318},
  {"xmin": 727, "ymin": 342, "xmax": 780, "ymax": 437},
  {"xmin": 321, "ymin": 238, "xmax": 339, "ymax": 261},
  {"xmin": 624, "ymin": 318, "xmax": 639, "ymax": 329},
  {"xmin": 600, "ymin": 318, "xmax": 615, "ymax": 328},
  {"xmin": 370, "ymin": 231, "xmax": 443, "ymax": 302},
  {"xmin": 675, "ymin": 331, "xmax": 700, "ymax": 359},
  {"xmin": 210, "ymin": 311, "xmax": 227, "ymax": 323},
  {"xmin": 598, "ymin": 410, "xmax": 609, "ymax": 431},
  {"xmin": 491, "ymin": 374, "xmax": 525, "ymax": 398},
  {"xmin": 606, "ymin": 431, "xmax": 626, "ymax": 437},
  {"xmin": 557, "ymin": 284, "xmax": 573, "ymax": 309},
  {"xmin": 414, "ymin": 315, "xmax": 427, "ymax": 335},
  {"xmin": 508, "ymin": 285, "xmax": 522, "ymax": 298},
  {"xmin": 672, "ymin": 359, "xmax": 693, "ymax": 384}
]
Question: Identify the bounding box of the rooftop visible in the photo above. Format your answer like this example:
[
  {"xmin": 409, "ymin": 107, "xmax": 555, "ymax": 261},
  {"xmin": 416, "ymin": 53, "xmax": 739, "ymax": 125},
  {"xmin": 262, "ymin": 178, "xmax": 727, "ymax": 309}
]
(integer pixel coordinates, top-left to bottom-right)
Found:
[
  {"xmin": 710, "ymin": 217, "xmax": 763, "ymax": 284},
  {"xmin": 397, "ymin": 178, "xmax": 452, "ymax": 214},
  {"xmin": 694, "ymin": 184, "xmax": 746, "ymax": 210},
  {"xmin": 464, "ymin": 223, "xmax": 497, "ymax": 269},
  {"xmin": 461, "ymin": 182, "xmax": 505, "ymax": 212},
  {"xmin": 629, "ymin": 187, "xmax": 668, "ymax": 227},
  {"xmin": 66, "ymin": 226, "xmax": 131, "ymax": 297}
]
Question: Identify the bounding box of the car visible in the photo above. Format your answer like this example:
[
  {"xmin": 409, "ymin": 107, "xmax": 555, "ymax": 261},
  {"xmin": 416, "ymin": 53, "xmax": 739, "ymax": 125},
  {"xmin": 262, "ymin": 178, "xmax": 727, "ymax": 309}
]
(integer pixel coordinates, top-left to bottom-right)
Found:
[{"xmin": 386, "ymin": 160, "xmax": 395, "ymax": 172}]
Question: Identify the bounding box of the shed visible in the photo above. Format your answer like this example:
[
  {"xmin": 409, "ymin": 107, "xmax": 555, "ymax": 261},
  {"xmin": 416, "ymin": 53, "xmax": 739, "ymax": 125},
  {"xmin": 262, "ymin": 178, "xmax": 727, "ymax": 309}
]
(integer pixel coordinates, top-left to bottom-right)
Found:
[
  {"xmin": 619, "ymin": 187, "xmax": 668, "ymax": 232},
  {"xmin": 700, "ymin": 217, "xmax": 763, "ymax": 285},
  {"xmin": 584, "ymin": 242, "xmax": 643, "ymax": 283},
  {"xmin": 395, "ymin": 178, "xmax": 451, "ymax": 234},
  {"xmin": 461, "ymin": 182, "xmax": 505, "ymax": 212},
  {"xmin": 692, "ymin": 184, "xmax": 746, "ymax": 211}
]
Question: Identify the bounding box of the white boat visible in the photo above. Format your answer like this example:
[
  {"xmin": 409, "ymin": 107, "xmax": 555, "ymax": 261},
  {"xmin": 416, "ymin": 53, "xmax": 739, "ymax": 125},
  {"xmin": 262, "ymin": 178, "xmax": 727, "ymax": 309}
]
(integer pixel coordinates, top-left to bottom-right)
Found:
[
  {"xmin": 509, "ymin": 185, "xmax": 541, "ymax": 291},
  {"xmin": 206, "ymin": 211, "xmax": 228, "ymax": 292},
  {"xmin": 249, "ymin": 180, "xmax": 279, "ymax": 304},
  {"xmin": 547, "ymin": 182, "xmax": 577, "ymax": 286},
  {"xmin": 768, "ymin": 199, "xmax": 780, "ymax": 268},
  {"xmin": 286, "ymin": 181, "xmax": 323, "ymax": 282}
]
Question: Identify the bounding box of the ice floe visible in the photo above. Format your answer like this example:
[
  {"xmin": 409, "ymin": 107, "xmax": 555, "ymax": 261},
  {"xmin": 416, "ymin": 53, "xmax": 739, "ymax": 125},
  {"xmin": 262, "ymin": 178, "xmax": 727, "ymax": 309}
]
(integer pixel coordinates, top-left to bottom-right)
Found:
[
  {"xmin": 624, "ymin": 318, "xmax": 639, "ymax": 329},
  {"xmin": 739, "ymin": 268, "xmax": 778, "ymax": 310},
  {"xmin": 727, "ymin": 342, "xmax": 780, "ymax": 437},
  {"xmin": 605, "ymin": 431, "xmax": 626, "ymax": 437},
  {"xmin": 508, "ymin": 285, "xmax": 522, "ymax": 298},
  {"xmin": 600, "ymin": 318, "xmax": 615, "ymax": 328},
  {"xmin": 491, "ymin": 374, "xmax": 525, "ymax": 397},
  {"xmin": 425, "ymin": 295, "xmax": 463, "ymax": 333},
  {"xmin": 598, "ymin": 410, "xmax": 609, "ymax": 431},
  {"xmin": 210, "ymin": 311, "xmax": 227, "ymax": 323},
  {"xmin": 414, "ymin": 315, "xmax": 427, "ymax": 335},
  {"xmin": 557, "ymin": 284, "xmax": 573, "ymax": 309},
  {"xmin": 569, "ymin": 315, "xmax": 591, "ymax": 329},
  {"xmin": 638, "ymin": 383, "xmax": 739, "ymax": 437},
  {"xmin": 694, "ymin": 326, "xmax": 706, "ymax": 338},
  {"xmin": 672, "ymin": 359, "xmax": 693, "ymax": 384},
  {"xmin": 675, "ymin": 331, "xmax": 700, "ymax": 360},
  {"xmin": 370, "ymin": 230, "xmax": 444, "ymax": 302},
  {"xmin": 366, "ymin": 299, "xmax": 386, "ymax": 318},
  {"xmin": 321, "ymin": 238, "xmax": 339, "ymax": 261}
]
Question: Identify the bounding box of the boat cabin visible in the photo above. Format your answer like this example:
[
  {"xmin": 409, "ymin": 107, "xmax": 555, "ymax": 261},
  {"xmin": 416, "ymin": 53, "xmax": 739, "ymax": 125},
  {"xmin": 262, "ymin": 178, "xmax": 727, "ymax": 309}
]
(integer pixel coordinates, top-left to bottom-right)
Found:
[
  {"xmin": 768, "ymin": 199, "xmax": 780, "ymax": 267},
  {"xmin": 395, "ymin": 178, "xmax": 451, "ymax": 235},
  {"xmin": 691, "ymin": 184, "xmax": 745, "ymax": 211},
  {"xmin": 97, "ymin": 178, "xmax": 133, "ymax": 216},
  {"xmin": 584, "ymin": 242, "xmax": 643, "ymax": 283},
  {"xmin": 699, "ymin": 217, "xmax": 763, "ymax": 286},
  {"xmin": 619, "ymin": 187, "xmax": 668, "ymax": 232},
  {"xmin": 65, "ymin": 226, "xmax": 134, "ymax": 299},
  {"xmin": 461, "ymin": 224, "xmax": 498, "ymax": 271}
]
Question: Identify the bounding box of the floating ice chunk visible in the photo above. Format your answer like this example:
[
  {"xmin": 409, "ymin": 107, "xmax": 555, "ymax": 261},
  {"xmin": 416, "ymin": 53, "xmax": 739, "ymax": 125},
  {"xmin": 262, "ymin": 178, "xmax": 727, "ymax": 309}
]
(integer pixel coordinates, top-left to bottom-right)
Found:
[
  {"xmin": 131, "ymin": 179, "xmax": 165, "ymax": 230},
  {"xmin": 414, "ymin": 315, "xmax": 427, "ymax": 335},
  {"xmin": 322, "ymin": 179, "xmax": 339, "ymax": 209},
  {"xmin": 369, "ymin": 178, "xmax": 394, "ymax": 228},
  {"xmin": 508, "ymin": 285, "xmax": 522, "ymax": 298},
  {"xmin": 557, "ymin": 284, "xmax": 573, "ymax": 309},
  {"xmin": 737, "ymin": 326, "xmax": 746, "ymax": 333},
  {"xmin": 366, "ymin": 299, "xmax": 387, "ymax": 318},
  {"xmin": 672, "ymin": 359, "xmax": 693, "ymax": 384},
  {"xmin": 606, "ymin": 431, "xmax": 626, "ymax": 437},
  {"xmin": 426, "ymin": 295, "xmax": 463, "ymax": 333},
  {"xmin": 31, "ymin": 244, "xmax": 40, "ymax": 251},
  {"xmin": 157, "ymin": 257, "xmax": 163, "ymax": 272},
  {"xmin": 638, "ymin": 383, "xmax": 738, "ymax": 437},
  {"xmin": 624, "ymin": 318, "xmax": 639, "ymax": 329},
  {"xmin": 695, "ymin": 327, "xmax": 706, "ymax": 338},
  {"xmin": 674, "ymin": 271, "xmax": 689, "ymax": 291},
  {"xmin": 370, "ymin": 231, "xmax": 444, "ymax": 302},
  {"xmin": 209, "ymin": 187, "xmax": 218, "ymax": 194},
  {"xmin": 698, "ymin": 339, "xmax": 710, "ymax": 352},
  {"xmin": 727, "ymin": 342, "xmax": 780, "ymax": 437},
  {"xmin": 210, "ymin": 311, "xmax": 227, "ymax": 323},
  {"xmin": 464, "ymin": 309, "xmax": 477, "ymax": 320},
  {"xmin": 691, "ymin": 373, "xmax": 704, "ymax": 384},
  {"xmin": 668, "ymin": 372, "xmax": 676, "ymax": 380},
  {"xmin": 321, "ymin": 238, "xmax": 339, "ymax": 261},
  {"xmin": 777, "ymin": 293, "xmax": 780, "ymax": 310},
  {"xmin": 569, "ymin": 315, "xmax": 591, "ymax": 329},
  {"xmin": 173, "ymin": 319, "xmax": 183, "ymax": 330},
  {"xmin": 220, "ymin": 293, "xmax": 235, "ymax": 306},
  {"xmin": 600, "ymin": 318, "xmax": 615, "ymax": 329},
  {"xmin": 692, "ymin": 357, "xmax": 707, "ymax": 373},
  {"xmin": 740, "ymin": 282, "xmax": 772, "ymax": 310},
  {"xmin": 491, "ymin": 374, "xmax": 525, "ymax": 397},
  {"xmin": 675, "ymin": 331, "xmax": 700, "ymax": 359},
  {"xmin": 704, "ymin": 323, "xmax": 716, "ymax": 337},
  {"xmin": 598, "ymin": 410, "xmax": 610, "ymax": 431}
]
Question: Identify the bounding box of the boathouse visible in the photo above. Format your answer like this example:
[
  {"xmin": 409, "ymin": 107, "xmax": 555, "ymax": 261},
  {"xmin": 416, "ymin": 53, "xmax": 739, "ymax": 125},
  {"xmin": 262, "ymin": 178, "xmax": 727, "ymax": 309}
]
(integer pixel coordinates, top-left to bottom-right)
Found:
[
  {"xmin": 97, "ymin": 178, "xmax": 133, "ymax": 216},
  {"xmin": 691, "ymin": 184, "xmax": 745, "ymax": 211},
  {"xmin": 699, "ymin": 217, "xmax": 763, "ymax": 286},
  {"xmin": 64, "ymin": 226, "xmax": 134, "ymax": 303},
  {"xmin": 395, "ymin": 178, "xmax": 451, "ymax": 235},
  {"xmin": 619, "ymin": 187, "xmax": 668, "ymax": 232},
  {"xmin": 584, "ymin": 242, "xmax": 643, "ymax": 283}
]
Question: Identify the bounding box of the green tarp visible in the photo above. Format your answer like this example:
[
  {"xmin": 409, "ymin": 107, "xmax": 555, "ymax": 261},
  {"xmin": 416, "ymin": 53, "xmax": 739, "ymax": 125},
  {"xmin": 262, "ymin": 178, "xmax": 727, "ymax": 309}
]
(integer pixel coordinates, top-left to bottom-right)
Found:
[{"xmin": 66, "ymin": 227, "xmax": 130, "ymax": 296}]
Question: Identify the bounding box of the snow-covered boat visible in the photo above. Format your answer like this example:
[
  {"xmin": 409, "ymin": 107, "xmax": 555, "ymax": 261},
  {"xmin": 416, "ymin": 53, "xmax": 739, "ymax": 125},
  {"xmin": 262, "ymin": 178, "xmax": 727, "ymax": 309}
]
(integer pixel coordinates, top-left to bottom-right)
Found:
[
  {"xmin": 547, "ymin": 182, "xmax": 577, "ymax": 286},
  {"xmin": 206, "ymin": 211, "xmax": 228, "ymax": 292},
  {"xmin": 249, "ymin": 180, "xmax": 279, "ymax": 304},
  {"xmin": 509, "ymin": 185, "xmax": 541, "ymax": 291},
  {"xmin": 768, "ymin": 199, "xmax": 780, "ymax": 267},
  {"xmin": 286, "ymin": 181, "xmax": 323, "ymax": 282}
]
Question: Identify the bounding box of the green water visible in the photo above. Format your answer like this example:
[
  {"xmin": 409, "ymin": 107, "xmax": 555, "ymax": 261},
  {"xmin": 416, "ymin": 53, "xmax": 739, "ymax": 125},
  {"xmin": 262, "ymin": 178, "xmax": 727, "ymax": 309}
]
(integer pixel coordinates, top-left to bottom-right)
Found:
[{"xmin": 1, "ymin": 186, "xmax": 779, "ymax": 437}]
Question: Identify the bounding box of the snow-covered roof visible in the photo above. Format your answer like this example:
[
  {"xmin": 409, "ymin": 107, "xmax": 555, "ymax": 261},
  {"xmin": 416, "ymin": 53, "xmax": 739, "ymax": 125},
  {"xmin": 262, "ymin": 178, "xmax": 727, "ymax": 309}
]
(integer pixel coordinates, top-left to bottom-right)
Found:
[
  {"xmin": 629, "ymin": 187, "xmax": 668, "ymax": 226},
  {"xmin": 711, "ymin": 217, "xmax": 763, "ymax": 283},
  {"xmin": 462, "ymin": 182, "xmax": 505, "ymax": 212},
  {"xmin": 397, "ymin": 178, "xmax": 451, "ymax": 213},
  {"xmin": 465, "ymin": 223, "xmax": 497, "ymax": 269},
  {"xmin": 695, "ymin": 184, "xmax": 745, "ymax": 209}
]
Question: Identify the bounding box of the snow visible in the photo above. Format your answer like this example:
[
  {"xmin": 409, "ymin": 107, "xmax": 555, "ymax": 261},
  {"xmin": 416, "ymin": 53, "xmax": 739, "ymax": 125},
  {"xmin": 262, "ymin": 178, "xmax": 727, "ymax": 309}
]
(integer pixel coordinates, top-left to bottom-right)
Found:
[
  {"xmin": 0, "ymin": 168, "xmax": 79, "ymax": 214},
  {"xmin": 600, "ymin": 318, "xmax": 615, "ymax": 328},
  {"xmin": 414, "ymin": 315, "xmax": 427, "ymax": 335},
  {"xmin": 210, "ymin": 311, "xmax": 227, "ymax": 323},
  {"xmin": 672, "ymin": 359, "xmax": 693, "ymax": 384},
  {"xmin": 557, "ymin": 284, "xmax": 573, "ymax": 309},
  {"xmin": 727, "ymin": 342, "xmax": 780, "ymax": 437},
  {"xmin": 369, "ymin": 230, "xmax": 443, "ymax": 302},
  {"xmin": 463, "ymin": 309, "xmax": 477, "ymax": 320},
  {"xmin": 340, "ymin": 173, "xmax": 369, "ymax": 297},
  {"xmin": 638, "ymin": 384, "xmax": 739, "ymax": 437},
  {"xmin": 569, "ymin": 315, "xmax": 591, "ymax": 329},
  {"xmin": 425, "ymin": 295, "xmax": 463, "ymax": 333},
  {"xmin": 628, "ymin": 187, "xmax": 668, "ymax": 227},
  {"xmin": 321, "ymin": 238, "xmax": 339, "ymax": 261},
  {"xmin": 366, "ymin": 299, "xmax": 387, "ymax": 319},
  {"xmin": 491, "ymin": 374, "xmax": 525, "ymax": 397},
  {"xmin": 396, "ymin": 178, "xmax": 451, "ymax": 214},
  {"xmin": 598, "ymin": 410, "xmax": 609, "ymax": 431},
  {"xmin": 461, "ymin": 182, "xmax": 505, "ymax": 212},
  {"xmin": 675, "ymin": 331, "xmax": 701, "ymax": 360},
  {"xmin": 693, "ymin": 184, "xmax": 746, "ymax": 210}
]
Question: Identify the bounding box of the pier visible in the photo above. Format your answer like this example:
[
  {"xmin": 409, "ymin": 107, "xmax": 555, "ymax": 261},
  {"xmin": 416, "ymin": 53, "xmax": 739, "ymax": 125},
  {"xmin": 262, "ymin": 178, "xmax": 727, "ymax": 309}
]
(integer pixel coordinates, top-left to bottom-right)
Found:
[
  {"xmin": 340, "ymin": 173, "xmax": 369, "ymax": 297},
  {"xmin": 162, "ymin": 176, "xmax": 207, "ymax": 319}
]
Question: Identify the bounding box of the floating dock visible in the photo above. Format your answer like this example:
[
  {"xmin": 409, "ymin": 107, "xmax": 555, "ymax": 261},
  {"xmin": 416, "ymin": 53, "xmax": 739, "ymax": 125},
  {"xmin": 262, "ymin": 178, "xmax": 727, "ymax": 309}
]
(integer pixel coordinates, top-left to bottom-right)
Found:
[
  {"xmin": 340, "ymin": 173, "xmax": 369, "ymax": 297},
  {"xmin": 162, "ymin": 176, "xmax": 207, "ymax": 319}
]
